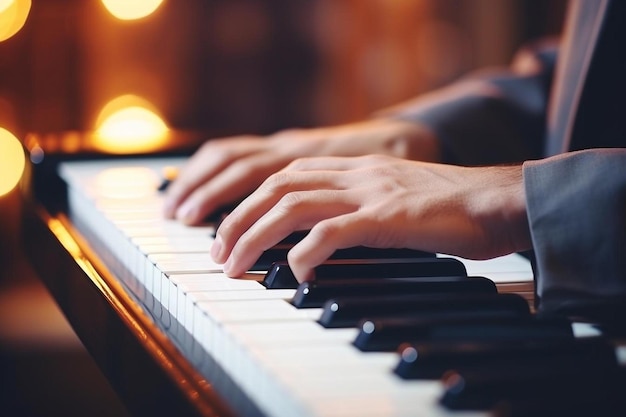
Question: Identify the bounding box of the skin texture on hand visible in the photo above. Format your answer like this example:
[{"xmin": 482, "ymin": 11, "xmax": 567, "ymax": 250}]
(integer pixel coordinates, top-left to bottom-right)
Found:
[
  {"xmin": 210, "ymin": 155, "xmax": 531, "ymax": 282},
  {"xmin": 162, "ymin": 118, "xmax": 438, "ymax": 225}
]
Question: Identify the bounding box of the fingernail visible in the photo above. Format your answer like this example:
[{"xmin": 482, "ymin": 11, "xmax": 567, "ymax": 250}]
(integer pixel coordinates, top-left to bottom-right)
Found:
[
  {"xmin": 175, "ymin": 202, "xmax": 196, "ymax": 224},
  {"xmin": 210, "ymin": 234, "xmax": 223, "ymax": 261}
]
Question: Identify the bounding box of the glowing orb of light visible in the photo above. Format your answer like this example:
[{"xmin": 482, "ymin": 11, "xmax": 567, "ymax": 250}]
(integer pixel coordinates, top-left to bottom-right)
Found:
[
  {"xmin": 101, "ymin": 0, "xmax": 164, "ymax": 21},
  {"xmin": 0, "ymin": 127, "xmax": 26, "ymax": 197},
  {"xmin": 94, "ymin": 95, "xmax": 169, "ymax": 154},
  {"xmin": 0, "ymin": 0, "xmax": 31, "ymax": 42}
]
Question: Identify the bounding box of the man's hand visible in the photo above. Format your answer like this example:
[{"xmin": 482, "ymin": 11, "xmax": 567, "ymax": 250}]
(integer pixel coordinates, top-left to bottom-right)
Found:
[
  {"xmin": 163, "ymin": 119, "xmax": 438, "ymax": 224},
  {"xmin": 210, "ymin": 155, "xmax": 531, "ymax": 282}
]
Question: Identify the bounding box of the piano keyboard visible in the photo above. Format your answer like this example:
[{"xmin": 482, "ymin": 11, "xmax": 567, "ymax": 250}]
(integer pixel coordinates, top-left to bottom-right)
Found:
[{"xmin": 58, "ymin": 157, "xmax": 626, "ymax": 417}]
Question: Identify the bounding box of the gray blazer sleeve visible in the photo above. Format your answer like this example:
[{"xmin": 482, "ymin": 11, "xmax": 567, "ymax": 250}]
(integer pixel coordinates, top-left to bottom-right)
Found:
[
  {"xmin": 524, "ymin": 149, "xmax": 626, "ymax": 319},
  {"xmin": 380, "ymin": 41, "xmax": 558, "ymax": 166}
]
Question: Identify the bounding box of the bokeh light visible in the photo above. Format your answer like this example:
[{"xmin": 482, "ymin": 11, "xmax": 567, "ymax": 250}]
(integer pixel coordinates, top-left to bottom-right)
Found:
[
  {"xmin": 0, "ymin": 0, "xmax": 31, "ymax": 42},
  {"xmin": 94, "ymin": 94, "xmax": 169, "ymax": 154},
  {"xmin": 0, "ymin": 127, "xmax": 26, "ymax": 197},
  {"xmin": 101, "ymin": 0, "xmax": 164, "ymax": 21}
]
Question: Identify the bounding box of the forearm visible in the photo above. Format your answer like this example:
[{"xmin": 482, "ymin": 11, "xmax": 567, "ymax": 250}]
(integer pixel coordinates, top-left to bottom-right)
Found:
[{"xmin": 379, "ymin": 40, "xmax": 559, "ymax": 166}]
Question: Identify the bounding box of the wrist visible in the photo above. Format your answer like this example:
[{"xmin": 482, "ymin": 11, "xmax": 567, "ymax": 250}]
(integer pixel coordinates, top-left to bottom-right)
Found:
[{"xmin": 492, "ymin": 165, "xmax": 532, "ymax": 254}]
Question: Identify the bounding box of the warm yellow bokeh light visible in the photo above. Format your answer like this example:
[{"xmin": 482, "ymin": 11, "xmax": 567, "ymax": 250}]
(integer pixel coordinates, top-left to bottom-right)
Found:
[
  {"xmin": 94, "ymin": 95, "xmax": 169, "ymax": 154},
  {"xmin": 101, "ymin": 0, "xmax": 164, "ymax": 21},
  {"xmin": 0, "ymin": 0, "xmax": 31, "ymax": 42},
  {"xmin": 0, "ymin": 127, "xmax": 26, "ymax": 197}
]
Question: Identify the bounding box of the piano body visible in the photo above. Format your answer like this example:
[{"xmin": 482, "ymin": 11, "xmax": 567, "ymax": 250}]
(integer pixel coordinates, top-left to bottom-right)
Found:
[{"xmin": 21, "ymin": 149, "xmax": 626, "ymax": 417}]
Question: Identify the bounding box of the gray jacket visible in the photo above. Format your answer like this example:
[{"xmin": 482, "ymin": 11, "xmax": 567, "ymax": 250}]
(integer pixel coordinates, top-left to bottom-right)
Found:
[{"xmin": 388, "ymin": 0, "xmax": 626, "ymax": 323}]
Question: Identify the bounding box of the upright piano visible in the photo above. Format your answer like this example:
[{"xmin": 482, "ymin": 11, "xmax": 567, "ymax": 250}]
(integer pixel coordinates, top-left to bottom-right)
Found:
[{"xmin": 21, "ymin": 139, "xmax": 626, "ymax": 417}]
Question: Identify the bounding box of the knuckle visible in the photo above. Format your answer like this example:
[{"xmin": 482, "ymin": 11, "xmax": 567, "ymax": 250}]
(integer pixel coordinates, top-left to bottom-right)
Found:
[
  {"xmin": 362, "ymin": 154, "xmax": 389, "ymax": 164},
  {"xmin": 201, "ymin": 139, "xmax": 237, "ymax": 159},
  {"xmin": 286, "ymin": 157, "xmax": 311, "ymax": 170},
  {"xmin": 278, "ymin": 191, "xmax": 306, "ymax": 212},
  {"xmin": 311, "ymin": 219, "xmax": 341, "ymax": 241},
  {"xmin": 263, "ymin": 171, "xmax": 293, "ymax": 193}
]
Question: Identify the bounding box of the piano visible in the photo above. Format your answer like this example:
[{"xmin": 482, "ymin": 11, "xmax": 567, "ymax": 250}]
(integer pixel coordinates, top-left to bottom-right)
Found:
[{"xmin": 22, "ymin": 154, "xmax": 626, "ymax": 417}]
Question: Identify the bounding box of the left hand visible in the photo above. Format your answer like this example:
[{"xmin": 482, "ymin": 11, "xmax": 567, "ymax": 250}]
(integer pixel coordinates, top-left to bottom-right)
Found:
[{"xmin": 211, "ymin": 155, "xmax": 531, "ymax": 282}]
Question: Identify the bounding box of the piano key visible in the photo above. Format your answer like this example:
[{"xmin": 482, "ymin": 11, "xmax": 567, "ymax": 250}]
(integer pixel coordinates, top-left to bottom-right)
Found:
[
  {"xmin": 354, "ymin": 315, "xmax": 573, "ymax": 352},
  {"xmin": 448, "ymin": 254, "xmax": 534, "ymax": 284},
  {"xmin": 157, "ymin": 165, "xmax": 179, "ymax": 192},
  {"xmin": 263, "ymin": 257, "xmax": 468, "ymax": 289},
  {"xmin": 198, "ymin": 299, "xmax": 324, "ymax": 324},
  {"xmin": 291, "ymin": 276, "xmax": 496, "ymax": 308},
  {"xmin": 440, "ymin": 359, "xmax": 626, "ymax": 412},
  {"xmin": 394, "ymin": 337, "xmax": 618, "ymax": 380},
  {"xmin": 132, "ymin": 235, "xmax": 215, "ymax": 252},
  {"xmin": 490, "ymin": 377, "xmax": 626, "ymax": 417},
  {"xmin": 319, "ymin": 291, "xmax": 520, "ymax": 328},
  {"xmin": 254, "ymin": 247, "xmax": 436, "ymax": 270},
  {"xmin": 191, "ymin": 288, "xmax": 296, "ymax": 302},
  {"xmin": 154, "ymin": 259, "xmax": 224, "ymax": 274},
  {"xmin": 121, "ymin": 223, "xmax": 214, "ymax": 238},
  {"xmin": 215, "ymin": 321, "xmax": 461, "ymax": 417}
]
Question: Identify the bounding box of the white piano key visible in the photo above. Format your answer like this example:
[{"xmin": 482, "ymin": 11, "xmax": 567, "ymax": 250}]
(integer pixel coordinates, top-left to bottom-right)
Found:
[
  {"xmin": 190, "ymin": 289, "xmax": 295, "ymax": 303},
  {"xmin": 222, "ymin": 320, "xmax": 358, "ymax": 348},
  {"xmin": 443, "ymin": 253, "xmax": 534, "ymax": 283},
  {"xmin": 133, "ymin": 236, "xmax": 214, "ymax": 252},
  {"xmin": 149, "ymin": 252, "xmax": 219, "ymax": 264},
  {"xmin": 171, "ymin": 273, "xmax": 266, "ymax": 332},
  {"xmin": 122, "ymin": 224, "xmax": 214, "ymax": 238},
  {"xmin": 198, "ymin": 299, "xmax": 323, "ymax": 324},
  {"xmin": 155, "ymin": 259, "xmax": 224, "ymax": 274}
]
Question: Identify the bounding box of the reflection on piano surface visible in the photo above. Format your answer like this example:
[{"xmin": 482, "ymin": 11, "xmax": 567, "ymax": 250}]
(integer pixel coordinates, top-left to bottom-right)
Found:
[{"xmin": 23, "ymin": 157, "xmax": 626, "ymax": 417}]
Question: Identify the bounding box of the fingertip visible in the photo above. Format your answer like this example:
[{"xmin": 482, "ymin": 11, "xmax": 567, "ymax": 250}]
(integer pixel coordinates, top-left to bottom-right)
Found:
[
  {"xmin": 175, "ymin": 202, "xmax": 200, "ymax": 225},
  {"xmin": 222, "ymin": 256, "xmax": 246, "ymax": 278},
  {"xmin": 288, "ymin": 247, "xmax": 316, "ymax": 284},
  {"xmin": 222, "ymin": 256, "xmax": 233, "ymax": 275},
  {"xmin": 162, "ymin": 199, "xmax": 177, "ymax": 219},
  {"xmin": 293, "ymin": 267, "xmax": 315, "ymax": 284},
  {"xmin": 210, "ymin": 234, "xmax": 225, "ymax": 263}
]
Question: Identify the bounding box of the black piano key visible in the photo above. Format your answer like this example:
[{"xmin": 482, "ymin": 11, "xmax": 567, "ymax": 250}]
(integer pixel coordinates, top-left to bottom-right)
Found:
[
  {"xmin": 440, "ymin": 357, "xmax": 626, "ymax": 412},
  {"xmin": 262, "ymin": 257, "xmax": 467, "ymax": 289},
  {"xmin": 318, "ymin": 290, "xmax": 517, "ymax": 328},
  {"xmin": 205, "ymin": 203, "xmax": 241, "ymax": 224},
  {"xmin": 354, "ymin": 310, "xmax": 554, "ymax": 352},
  {"xmin": 491, "ymin": 372, "xmax": 626, "ymax": 417},
  {"xmin": 353, "ymin": 315, "xmax": 572, "ymax": 352},
  {"xmin": 253, "ymin": 247, "xmax": 437, "ymax": 271},
  {"xmin": 156, "ymin": 166, "xmax": 178, "ymax": 192},
  {"xmin": 291, "ymin": 276, "xmax": 494, "ymax": 308},
  {"xmin": 394, "ymin": 337, "xmax": 617, "ymax": 380},
  {"xmin": 276, "ymin": 230, "xmax": 309, "ymax": 245},
  {"xmin": 157, "ymin": 177, "xmax": 173, "ymax": 192}
]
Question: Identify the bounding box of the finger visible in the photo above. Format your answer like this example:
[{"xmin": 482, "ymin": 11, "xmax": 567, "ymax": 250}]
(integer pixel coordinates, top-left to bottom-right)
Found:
[
  {"xmin": 163, "ymin": 137, "xmax": 262, "ymax": 218},
  {"xmin": 174, "ymin": 151, "xmax": 285, "ymax": 224},
  {"xmin": 287, "ymin": 213, "xmax": 380, "ymax": 282},
  {"xmin": 220, "ymin": 189, "xmax": 358, "ymax": 277},
  {"xmin": 214, "ymin": 170, "xmax": 351, "ymax": 262},
  {"xmin": 282, "ymin": 154, "xmax": 392, "ymax": 173}
]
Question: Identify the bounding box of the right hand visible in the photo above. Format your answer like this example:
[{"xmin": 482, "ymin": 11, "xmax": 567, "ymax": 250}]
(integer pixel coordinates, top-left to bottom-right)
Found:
[{"xmin": 163, "ymin": 118, "xmax": 439, "ymax": 225}]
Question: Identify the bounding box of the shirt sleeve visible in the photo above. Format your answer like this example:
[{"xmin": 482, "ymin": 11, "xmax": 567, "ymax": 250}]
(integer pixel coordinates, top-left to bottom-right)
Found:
[
  {"xmin": 523, "ymin": 148, "xmax": 626, "ymax": 321},
  {"xmin": 379, "ymin": 41, "xmax": 558, "ymax": 166}
]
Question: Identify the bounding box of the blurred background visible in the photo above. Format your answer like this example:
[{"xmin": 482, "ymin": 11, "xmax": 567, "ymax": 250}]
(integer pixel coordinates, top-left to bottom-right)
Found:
[{"xmin": 1, "ymin": 0, "xmax": 565, "ymax": 416}]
